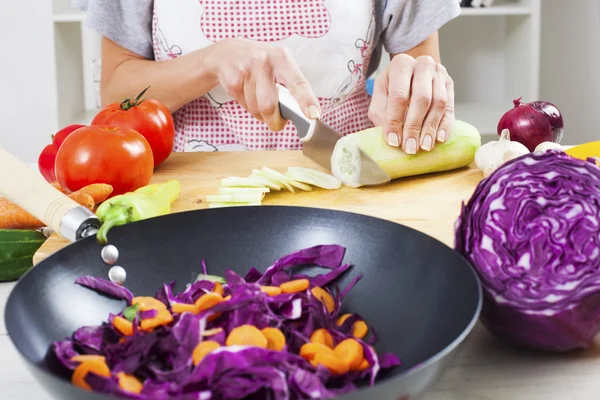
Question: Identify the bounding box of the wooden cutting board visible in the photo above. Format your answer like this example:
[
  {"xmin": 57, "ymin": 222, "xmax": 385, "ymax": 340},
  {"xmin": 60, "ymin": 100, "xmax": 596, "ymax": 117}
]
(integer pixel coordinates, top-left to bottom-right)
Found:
[{"xmin": 32, "ymin": 150, "xmax": 483, "ymax": 264}]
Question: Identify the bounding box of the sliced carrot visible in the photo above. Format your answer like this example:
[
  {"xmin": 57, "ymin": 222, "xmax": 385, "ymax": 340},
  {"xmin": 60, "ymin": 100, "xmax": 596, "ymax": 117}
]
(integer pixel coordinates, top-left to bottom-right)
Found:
[
  {"xmin": 112, "ymin": 315, "xmax": 134, "ymax": 336},
  {"xmin": 313, "ymin": 353, "xmax": 349, "ymax": 376},
  {"xmin": 299, "ymin": 342, "xmax": 334, "ymax": 361},
  {"xmin": 71, "ymin": 358, "xmax": 111, "ymax": 391},
  {"xmin": 336, "ymin": 313, "xmax": 352, "ymax": 326},
  {"xmin": 68, "ymin": 192, "xmax": 95, "ymax": 211},
  {"xmin": 224, "ymin": 295, "xmax": 232, "ymax": 301},
  {"xmin": 171, "ymin": 303, "xmax": 198, "ymax": 314},
  {"xmin": 70, "ymin": 355, "xmax": 106, "ymax": 363},
  {"xmin": 358, "ymin": 359, "xmax": 370, "ymax": 371},
  {"xmin": 194, "ymin": 292, "xmax": 224, "ymax": 322},
  {"xmin": 140, "ymin": 309, "xmax": 173, "ymax": 331},
  {"xmin": 352, "ymin": 320, "xmax": 368, "ymax": 340},
  {"xmin": 310, "ymin": 328, "xmax": 334, "ymax": 348},
  {"xmin": 132, "ymin": 296, "xmax": 168, "ymax": 311},
  {"xmin": 279, "ymin": 279, "xmax": 310, "ymax": 294},
  {"xmin": 212, "ymin": 282, "xmax": 224, "ymax": 296},
  {"xmin": 192, "ymin": 340, "xmax": 221, "ymax": 366},
  {"xmin": 260, "ymin": 286, "xmax": 282, "ymax": 297},
  {"xmin": 261, "ymin": 327, "xmax": 286, "ymax": 351},
  {"xmin": 311, "ymin": 286, "xmax": 335, "ymax": 313},
  {"xmin": 117, "ymin": 372, "xmax": 143, "ymax": 394},
  {"xmin": 50, "ymin": 181, "xmax": 69, "ymax": 193},
  {"xmin": 226, "ymin": 325, "xmax": 268, "ymax": 348},
  {"xmin": 334, "ymin": 338, "xmax": 364, "ymax": 371},
  {"xmin": 202, "ymin": 327, "xmax": 224, "ymax": 337},
  {"xmin": 73, "ymin": 183, "xmax": 113, "ymax": 204}
]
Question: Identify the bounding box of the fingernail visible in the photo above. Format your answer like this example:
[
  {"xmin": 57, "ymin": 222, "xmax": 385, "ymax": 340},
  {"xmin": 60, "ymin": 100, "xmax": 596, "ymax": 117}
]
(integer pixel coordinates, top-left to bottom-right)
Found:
[
  {"xmin": 405, "ymin": 138, "xmax": 417, "ymax": 154},
  {"xmin": 438, "ymin": 129, "xmax": 447, "ymax": 142},
  {"xmin": 421, "ymin": 135, "xmax": 432, "ymax": 151},
  {"xmin": 387, "ymin": 132, "xmax": 399, "ymax": 147},
  {"xmin": 308, "ymin": 105, "xmax": 321, "ymax": 119}
]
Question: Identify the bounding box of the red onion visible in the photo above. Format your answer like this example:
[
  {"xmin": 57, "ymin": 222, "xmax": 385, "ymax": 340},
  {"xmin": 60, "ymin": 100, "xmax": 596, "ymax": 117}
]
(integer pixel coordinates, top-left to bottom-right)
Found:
[{"xmin": 497, "ymin": 97, "xmax": 564, "ymax": 152}]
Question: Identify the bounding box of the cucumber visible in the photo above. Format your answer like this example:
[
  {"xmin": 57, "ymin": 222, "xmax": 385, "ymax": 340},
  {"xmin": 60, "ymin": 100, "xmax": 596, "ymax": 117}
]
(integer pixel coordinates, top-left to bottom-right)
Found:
[{"xmin": 0, "ymin": 229, "xmax": 47, "ymax": 281}]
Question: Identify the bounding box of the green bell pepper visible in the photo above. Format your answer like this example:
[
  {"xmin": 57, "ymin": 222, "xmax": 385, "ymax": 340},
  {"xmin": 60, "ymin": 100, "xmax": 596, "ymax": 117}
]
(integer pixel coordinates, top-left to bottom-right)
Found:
[{"xmin": 96, "ymin": 179, "xmax": 181, "ymax": 244}]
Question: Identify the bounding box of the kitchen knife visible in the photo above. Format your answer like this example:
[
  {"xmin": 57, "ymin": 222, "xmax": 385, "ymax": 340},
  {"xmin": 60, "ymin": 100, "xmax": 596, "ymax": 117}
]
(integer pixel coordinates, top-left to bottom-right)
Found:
[{"xmin": 277, "ymin": 84, "xmax": 391, "ymax": 187}]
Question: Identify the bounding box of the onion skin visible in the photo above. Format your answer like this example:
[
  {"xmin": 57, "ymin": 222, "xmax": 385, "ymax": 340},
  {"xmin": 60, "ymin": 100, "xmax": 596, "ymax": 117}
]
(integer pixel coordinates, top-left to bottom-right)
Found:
[
  {"xmin": 497, "ymin": 98, "xmax": 563, "ymax": 152},
  {"xmin": 454, "ymin": 150, "xmax": 600, "ymax": 352}
]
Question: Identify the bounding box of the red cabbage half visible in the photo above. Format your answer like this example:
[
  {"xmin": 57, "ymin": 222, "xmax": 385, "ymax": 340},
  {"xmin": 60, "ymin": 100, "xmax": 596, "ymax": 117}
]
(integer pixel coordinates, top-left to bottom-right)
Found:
[{"xmin": 455, "ymin": 150, "xmax": 600, "ymax": 352}]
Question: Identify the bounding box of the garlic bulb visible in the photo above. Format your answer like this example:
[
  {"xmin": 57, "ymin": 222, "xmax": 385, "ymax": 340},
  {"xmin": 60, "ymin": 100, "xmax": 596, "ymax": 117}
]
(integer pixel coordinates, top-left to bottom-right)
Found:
[
  {"xmin": 534, "ymin": 141, "xmax": 564, "ymax": 154},
  {"xmin": 475, "ymin": 129, "xmax": 530, "ymax": 178}
]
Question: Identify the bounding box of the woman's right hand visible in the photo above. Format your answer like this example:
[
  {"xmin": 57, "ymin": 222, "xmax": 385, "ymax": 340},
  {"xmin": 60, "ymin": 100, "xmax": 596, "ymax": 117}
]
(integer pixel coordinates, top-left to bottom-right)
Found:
[{"xmin": 204, "ymin": 38, "xmax": 321, "ymax": 131}]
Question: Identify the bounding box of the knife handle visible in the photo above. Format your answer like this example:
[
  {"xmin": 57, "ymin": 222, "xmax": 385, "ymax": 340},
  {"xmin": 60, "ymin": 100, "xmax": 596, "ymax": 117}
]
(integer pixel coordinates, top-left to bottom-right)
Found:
[
  {"xmin": 277, "ymin": 84, "xmax": 314, "ymax": 141},
  {"xmin": 0, "ymin": 147, "xmax": 100, "ymax": 242}
]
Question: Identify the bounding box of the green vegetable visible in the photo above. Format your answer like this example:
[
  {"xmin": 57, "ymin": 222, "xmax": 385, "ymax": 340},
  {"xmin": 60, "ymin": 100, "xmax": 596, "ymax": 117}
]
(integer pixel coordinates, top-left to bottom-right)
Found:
[
  {"xmin": 330, "ymin": 120, "xmax": 482, "ymax": 187},
  {"xmin": 195, "ymin": 274, "xmax": 226, "ymax": 284},
  {"xmin": 123, "ymin": 303, "xmax": 140, "ymax": 321},
  {"xmin": 0, "ymin": 229, "xmax": 46, "ymax": 281},
  {"xmin": 96, "ymin": 179, "xmax": 181, "ymax": 244}
]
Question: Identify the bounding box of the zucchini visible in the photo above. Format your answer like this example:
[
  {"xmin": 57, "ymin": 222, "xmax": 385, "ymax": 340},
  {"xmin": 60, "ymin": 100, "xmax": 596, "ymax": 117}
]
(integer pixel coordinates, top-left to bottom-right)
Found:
[{"xmin": 0, "ymin": 229, "xmax": 47, "ymax": 281}]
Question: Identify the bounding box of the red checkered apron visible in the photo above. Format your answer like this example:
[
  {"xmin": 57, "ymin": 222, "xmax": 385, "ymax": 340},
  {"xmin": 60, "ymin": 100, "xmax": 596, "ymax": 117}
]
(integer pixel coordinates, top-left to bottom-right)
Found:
[{"xmin": 152, "ymin": 0, "xmax": 377, "ymax": 152}]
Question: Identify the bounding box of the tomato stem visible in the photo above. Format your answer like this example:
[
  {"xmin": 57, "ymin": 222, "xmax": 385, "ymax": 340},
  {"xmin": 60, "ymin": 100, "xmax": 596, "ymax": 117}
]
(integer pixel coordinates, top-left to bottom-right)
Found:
[{"xmin": 120, "ymin": 86, "xmax": 151, "ymax": 110}]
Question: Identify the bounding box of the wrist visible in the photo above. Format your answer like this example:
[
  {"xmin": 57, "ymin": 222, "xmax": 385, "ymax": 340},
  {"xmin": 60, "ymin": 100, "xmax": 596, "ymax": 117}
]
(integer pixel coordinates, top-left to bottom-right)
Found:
[{"xmin": 190, "ymin": 45, "xmax": 220, "ymax": 90}]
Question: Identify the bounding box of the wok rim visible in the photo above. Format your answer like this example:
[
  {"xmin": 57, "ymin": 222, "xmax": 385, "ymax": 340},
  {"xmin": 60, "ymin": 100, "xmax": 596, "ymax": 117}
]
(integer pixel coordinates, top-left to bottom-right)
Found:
[{"xmin": 4, "ymin": 205, "xmax": 483, "ymax": 399}]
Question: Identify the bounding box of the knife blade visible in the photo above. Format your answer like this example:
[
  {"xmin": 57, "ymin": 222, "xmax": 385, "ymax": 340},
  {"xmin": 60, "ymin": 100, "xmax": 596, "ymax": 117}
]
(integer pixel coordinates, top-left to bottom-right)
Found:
[{"xmin": 276, "ymin": 84, "xmax": 390, "ymax": 187}]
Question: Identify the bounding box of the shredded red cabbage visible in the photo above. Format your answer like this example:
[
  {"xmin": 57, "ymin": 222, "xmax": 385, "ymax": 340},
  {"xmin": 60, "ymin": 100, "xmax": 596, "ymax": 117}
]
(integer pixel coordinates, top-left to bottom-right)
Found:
[{"xmin": 53, "ymin": 245, "xmax": 400, "ymax": 399}]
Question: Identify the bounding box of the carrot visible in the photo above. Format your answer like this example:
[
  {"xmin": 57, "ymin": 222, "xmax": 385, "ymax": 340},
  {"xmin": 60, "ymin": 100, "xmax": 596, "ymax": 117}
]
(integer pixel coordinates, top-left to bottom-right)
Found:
[
  {"xmin": 68, "ymin": 192, "xmax": 95, "ymax": 211},
  {"xmin": 212, "ymin": 282, "xmax": 224, "ymax": 296},
  {"xmin": 261, "ymin": 327, "xmax": 286, "ymax": 351},
  {"xmin": 260, "ymin": 286, "xmax": 282, "ymax": 297},
  {"xmin": 310, "ymin": 329, "xmax": 334, "ymax": 348},
  {"xmin": 299, "ymin": 343, "xmax": 334, "ymax": 361},
  {"xmin": 279, "ymin": 279, "xmax": 310, "ymax": 294},
  {"xmin": 195, "ymin": 292, "xmax": 224, "ymax": 322},
  {"xmin": 311, "ymin": 286, "xmax": 335, "ymax": 313},
  {"xmin": 358, "ymin": 359, "xmax": 370, "ymax": 371},
  {"xmin": 117, "ymin": 372, "xmax": 143, "ymax": 394},
  {"xmin": 334, "ymin": 338, "xmax": 364, "ymax": 371},
  {"xmin": 70, "ymin": 355, "xmax": 106, "ymax": 363},
  {"xmin": 140, "ymin": 309, "xmax": 173, "ymax": 331},
  {"xmin": 313, "ymin": 353, "xmax": 349, "ymax": 375},
  {"xmin": 202, "ymin": 327, "xmax": 224, "ymax": 337},
  {"xmin": 352, "ymin": 320, "xmax": 368, "ymax": 340},
  {"xmin": 132, "ymin": 296, "xmax": 168, "ymax": 311},
  {"xmin": 226, "ymin": 325, "xmax": 268, "ymax": 348},
  {"xmin": 224, "ymin": 295, "xmax": 232, "ymax": 301},
  {"xmin": 71, "ymin": 358, "xmax": 111, "ymax": 391},
  {"xmin": 336, "ymin": 313, "xmax": 352, "ymax": 326},
  {"xmin": 50, "ymin": 181, "xmax": 69, "ymax": 193},
  {"xmin": 171, "ymin": 303, "xmax": 198, "ymax": 314},
  {"xmin": 112, "ymin": 316, "xmax": 134, "ymax": 336},
  {"xmin": 72, "ymin": 183, "xmax": 113, "ymax": 204},
  {"xmin": 192, "ymin": 340, "xmax": 221, "ymax": 366}
]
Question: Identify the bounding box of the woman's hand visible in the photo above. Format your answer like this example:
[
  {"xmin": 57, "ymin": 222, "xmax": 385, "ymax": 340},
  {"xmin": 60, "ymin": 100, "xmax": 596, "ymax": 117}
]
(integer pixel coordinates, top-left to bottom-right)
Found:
[
  {"xmin": 204, "ymin": 38, "xmax": 321, "ymax": 131},
  {"xmin": 368, "ymin": 54, "xmax": 455, "ymax": 154}
]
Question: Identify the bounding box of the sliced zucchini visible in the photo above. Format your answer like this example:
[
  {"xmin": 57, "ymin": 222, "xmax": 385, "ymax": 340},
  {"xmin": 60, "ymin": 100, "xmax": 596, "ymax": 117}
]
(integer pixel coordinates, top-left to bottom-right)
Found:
[
  {"xmin": 248, "ymin": 173, "xmax": 283, "ymax": 191},
  {"xmin": 286, "ymin": 167, "xmax": 342, "ymax": 190},
  {"xmin": 207, "ymin": 193, "xmax": 265, "ymax": 203},
  {"xmin": 208, "ymin": 202, "xmax": 262, "ymax": 208},
  {"xmin": 260, "ymin": 167, "xmax": 312, "ymax": 191},
  {"xmin": 218, "ymin": 187, "xmax": 270, "ymax": 195},
  {"xmin": 252, "ymin": 169, "xmax": 295, "ymax": 192},
  {"xmin": 221, "ymin": 177, "xmax": 267, "ymax": 188}
]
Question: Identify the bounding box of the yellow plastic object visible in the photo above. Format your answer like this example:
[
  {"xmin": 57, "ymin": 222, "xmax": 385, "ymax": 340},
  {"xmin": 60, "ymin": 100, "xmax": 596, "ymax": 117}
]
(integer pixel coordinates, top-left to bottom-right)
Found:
[{"xmin": 565, "ymin": 142, "xmax": 600, "ymax": 164}]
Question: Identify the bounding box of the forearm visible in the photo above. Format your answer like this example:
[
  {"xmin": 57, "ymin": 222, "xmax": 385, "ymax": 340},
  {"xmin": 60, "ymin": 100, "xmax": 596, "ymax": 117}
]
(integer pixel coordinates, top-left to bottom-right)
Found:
[
  {"xmin": 392, "ymin": 32, "xmax": 441, "ymax": 63},
  {"xmin": 100, "ymin": 38, "xmax": 219, "ymax": 113}
]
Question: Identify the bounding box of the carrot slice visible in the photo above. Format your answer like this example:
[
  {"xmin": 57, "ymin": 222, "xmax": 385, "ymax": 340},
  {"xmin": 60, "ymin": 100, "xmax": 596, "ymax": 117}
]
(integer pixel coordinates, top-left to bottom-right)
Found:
[
  {"xmin": 132, "ymin": 296, "xmax": 168, "ymax": 311},
  {"xmin": 112, "ymin": 315, "xmax": 134, "ymax": 336},
  {"xmin": 352, "ymin": 320, "xmax": 368, "ymax": 340},
  {"xmin": 117, "ymin": 372, "xmax": 143, "ymax": 394},
  {"xmin": 279, "ymin": 279, "xmax": 310, "ymax": 294},
  {"xmin": 260, "ymin": 286, "xmax": 282, "ymax": 296},
  {"xmin": 140, "ymin": 309, "xmax": 173, "ymax": 331},
  {"xmin": 358, "ymin": 358, "xmax": 370, "ymax": 371},
  {"xmin": 311, "ymin": 286, "xmax": 335, "ymax": 313},
  {"xmin": 334, "ymin": 338, "xmax": 364, "ymax": 370},
  {"xmin": 261, "ymin": 327, "xmax": 286, "ymax": 351},
  {"xmin": 313, "ymin": 353, "xmax": 349, "ymax": 375},
  {"xmin": 310, "ymin": 329, "xmax": 334, "ymax": 348},
  {"xmin": 202, "ymin": 327, "xmax": 224, "ymax": 337},
  {"xmin": 172, "ymin": 303, "xmax": 199, "ymax": 314},
  {"xmin": 336, "ymin": 313, "xmax": 352, "ymax": 326},
  {"xmin": 192, "ymin": 340, "xmax": 221, "ymax": 366},
  {"xmin": 226, "ymin": 325, "xmax": 268, "ymax": 348},
  {"xmin": 299, "ymin": 342, "xmax": 334, "ymax": 361},
  {"xmin": 194, "ymin": 292, "xmax": 224, "ymax": 322},
  {"xmin": 71, "ymin": 358, "xmax": 111, "ymax": 391},
  {"xmin": 70, "ymin": 355, "xmax": 106, "ymax": 363},
  {"xmin": 212, "ymin": 282, "xmax": 225, "ymax": 296},
  {"xmin": 73, "ymin": 183, "xmax": 113, "ymax": 204},
  {"xmin": 224, "ymin": 295, "xmax": 232, "ymax": 301}
]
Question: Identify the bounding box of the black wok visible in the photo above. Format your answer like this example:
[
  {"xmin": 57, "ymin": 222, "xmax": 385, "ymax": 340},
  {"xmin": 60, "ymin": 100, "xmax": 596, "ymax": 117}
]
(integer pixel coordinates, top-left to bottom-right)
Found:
[{"xmin": 0, "ymin": 148, "xmax": 482, "ymax": 400}]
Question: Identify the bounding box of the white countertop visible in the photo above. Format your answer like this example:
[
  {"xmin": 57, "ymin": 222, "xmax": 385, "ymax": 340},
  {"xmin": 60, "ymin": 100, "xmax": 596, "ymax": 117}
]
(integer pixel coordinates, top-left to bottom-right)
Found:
[{"xmin": 2, "ymin": 280, "xmax": 600, "ymax": 400}]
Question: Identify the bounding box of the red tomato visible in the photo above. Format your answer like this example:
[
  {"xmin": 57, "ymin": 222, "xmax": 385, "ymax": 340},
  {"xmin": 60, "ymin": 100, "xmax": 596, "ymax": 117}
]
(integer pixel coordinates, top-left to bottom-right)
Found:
[
  {"xmin": 55, "ymin": 125, "xmax": 154, "ymax": 196},
  {"xmin": 37, "ymin": 124, "xmax": 87, "ymax": 183},
  {"xmin": 91, "ymin": 88, "xmax": 174, "ymax": 168}
]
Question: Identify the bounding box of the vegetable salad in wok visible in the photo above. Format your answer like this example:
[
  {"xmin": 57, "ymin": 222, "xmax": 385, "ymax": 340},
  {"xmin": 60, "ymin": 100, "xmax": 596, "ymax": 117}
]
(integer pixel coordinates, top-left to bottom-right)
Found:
[{"xmin": 52, "ymin": 245, "xmax": 400, "ymax": 399}]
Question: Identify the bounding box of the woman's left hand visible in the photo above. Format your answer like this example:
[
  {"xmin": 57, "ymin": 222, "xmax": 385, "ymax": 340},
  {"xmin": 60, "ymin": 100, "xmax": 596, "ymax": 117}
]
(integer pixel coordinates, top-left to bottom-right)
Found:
[{"xmin": 368, "ymin": 54, "xmax": 455, "ymax": 154}]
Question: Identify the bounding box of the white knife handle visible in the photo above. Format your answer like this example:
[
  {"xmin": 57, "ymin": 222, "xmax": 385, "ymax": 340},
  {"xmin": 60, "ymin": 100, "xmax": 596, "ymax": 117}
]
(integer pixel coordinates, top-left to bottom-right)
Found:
[
  {"xmin": 277, "ymin": 84, "xmax": 315, "ymax": 141},
  {"xmin": 0, "ymin": 147, "xmax": 100, "ymax": 242}
]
